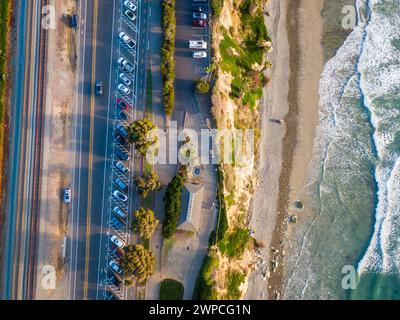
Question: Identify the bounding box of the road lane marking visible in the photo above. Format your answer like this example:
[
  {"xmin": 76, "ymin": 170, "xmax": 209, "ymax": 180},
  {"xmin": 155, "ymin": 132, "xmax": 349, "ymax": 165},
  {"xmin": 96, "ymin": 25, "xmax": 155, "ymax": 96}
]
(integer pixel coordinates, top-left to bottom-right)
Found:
[
  {"xmin": 96, "ymin": 0, "xmax": 117, "ymax": 300},
  {"xmin": 83, "ymin": 0, "xmax": 98, "ymax": 300},
  {"xmin": 69, "ymin": 0, "xmax": 87, "ymax": 300}
]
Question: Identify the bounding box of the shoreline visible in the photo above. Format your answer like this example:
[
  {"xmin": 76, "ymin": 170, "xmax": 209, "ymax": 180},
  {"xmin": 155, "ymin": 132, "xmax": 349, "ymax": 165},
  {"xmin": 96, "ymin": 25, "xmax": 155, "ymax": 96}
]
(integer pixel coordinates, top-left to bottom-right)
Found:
[
  {"xmin": 247, "ymin": 0, "xmax": 324, "ymax": 299},
  {"xmin": 269, "ymin": 0, "xmax": 324, "ymax": 298}
]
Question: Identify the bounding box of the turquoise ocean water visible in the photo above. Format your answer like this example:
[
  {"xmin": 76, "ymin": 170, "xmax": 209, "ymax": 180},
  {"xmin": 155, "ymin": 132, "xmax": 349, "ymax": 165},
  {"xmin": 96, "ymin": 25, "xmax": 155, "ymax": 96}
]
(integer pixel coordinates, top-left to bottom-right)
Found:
[{"xmin": 283, "ymin": 0, "xmax": 400, "ymax": 299}]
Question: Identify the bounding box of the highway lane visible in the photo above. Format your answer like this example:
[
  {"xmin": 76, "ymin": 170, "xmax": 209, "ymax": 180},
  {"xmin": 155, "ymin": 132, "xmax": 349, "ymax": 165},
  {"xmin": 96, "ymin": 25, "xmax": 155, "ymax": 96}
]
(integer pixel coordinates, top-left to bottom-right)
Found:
[
  {"xmin": 68, "ymin": 0, "xmax": 117, "ymax": 300},
  {"xmin": 68, "ymin": 0, "xmax": 148, "ymax": 300}
]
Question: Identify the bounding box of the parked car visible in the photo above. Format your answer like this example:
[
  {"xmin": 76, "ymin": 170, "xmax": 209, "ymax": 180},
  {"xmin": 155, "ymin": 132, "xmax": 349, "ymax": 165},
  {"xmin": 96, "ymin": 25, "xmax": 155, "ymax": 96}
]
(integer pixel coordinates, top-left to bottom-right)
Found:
[
  {"xmin": 111, "ymin": 216, "xmax": 125, "ymax": 229},
  {"xmin": 115, "ymin": 148, "xmax": 130, "ymax": 161},
  {"xmin": 95, "ymin": 80, "xmax": 103, "ymax": 95},
  {"xmin": 117, "ymin": 110, "xmax": 128, "ymax": 121},
  {"xmin": 107, "ymin": 275, "xmax": 121, "ymax": 288},
  {"xmin": 193, "ymin": 13, "xmax": 207, "ymax": 20},
  {"xmin": 115, "ymin": 161, "xmax": 129, "ymax": 174},
  {"xmin": 114, "ymin": 178, "xmax": 128, "ymax": 192},
  {"xmin": 113, "ymin": 205, "xmax": 127, "ymax": 219},
  {"xmin": 193, "ymin": 51, "xmax": 207, "ymax": 59},
  {"xmin": 64, "ymin": 188, "xmax": 71, "ymax": 204},
  {"xmin": 113, "ymin": 190, "xmax": 128, "ymax": 202},
  {"xmin": 109, "ymin": 260, "xmax": 123, "ymax": 274},
  {"xmin": 115, "ymin": 133, "xmax": 128, "ymax": 147},
  {"xmin": 123, "ymin": 0, "xmax": 137, "ymax": 11},
  {"xmin": 193, "ymin": 19, "xmax": 207, "ymax": 27},
  {"xmin": 119, "ymin": 31, "xmax": 136, "ymax": 49},
  {"xmin": 124, "ymin": 9, "xmax": 136, "ymax": 22},
  {"xmin": 70, "ymin": 14, "xmax": 78, "ymax": 28},
  {"xmin": 115, "ymin": 123, "xmax": 128, "ymax": 138},
  {"xmin": 105, "ymin": 291, "xmax": 117, "ymax": 300},
  {"xmin": 117, "ymin": 57, "xmax": 135, "ymax": 73},
  {"xmin": 192, "ymin": 5, "xmax": 205, "ymax": 12},
  {"xmin": 118, "ymin": 72, "xmax": 132, "ymax": 86},
  {"xmin": 112, "ymin": 246, "xmax": 124, "ymax": 259},
  {"xmin": 116, "ymin": 97, "xmax": 131, "ymax": 110},
  {"xmin": 110, "ymin": 235, "xmax": 125, "ymax": 249},
  {"xmin": 118, "ymin": 83, "xmax": 131, "ymax": 95}
]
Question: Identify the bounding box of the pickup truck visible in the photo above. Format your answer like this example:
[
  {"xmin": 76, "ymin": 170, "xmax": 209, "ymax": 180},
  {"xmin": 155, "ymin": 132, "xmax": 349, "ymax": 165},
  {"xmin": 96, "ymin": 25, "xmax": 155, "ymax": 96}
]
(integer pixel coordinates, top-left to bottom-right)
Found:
[
  {"xmin": 117, "ymin": 57, "xmax": 134, "ymax": 73},
  {"xmin": 189, "ymin": 40, "xmax": 207, "ymax": 49}
]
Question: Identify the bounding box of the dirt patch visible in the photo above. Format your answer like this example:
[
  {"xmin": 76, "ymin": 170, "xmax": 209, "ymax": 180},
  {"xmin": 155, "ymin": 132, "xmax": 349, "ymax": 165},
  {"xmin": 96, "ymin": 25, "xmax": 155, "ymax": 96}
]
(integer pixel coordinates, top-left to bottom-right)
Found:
[{"xmin": 35, "ymin": 0, "xmax": 78, "ymax": 300}]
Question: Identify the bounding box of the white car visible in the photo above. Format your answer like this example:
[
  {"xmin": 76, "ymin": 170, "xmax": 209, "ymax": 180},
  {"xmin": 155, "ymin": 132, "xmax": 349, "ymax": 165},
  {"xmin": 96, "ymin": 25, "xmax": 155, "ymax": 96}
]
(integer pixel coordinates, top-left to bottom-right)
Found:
[
  {"xmin": 193, "ymin": 13, "xmax": 207, "ymax": 20},
  {"xmin": 118, "ymin": 83, "xmax": 131, "ymax": 95},
  {"xmin": 119, "ymin": 72, "xmax": 132, "ymax": 86},
  {"xmin": 119, "ymin": 31, "xmax": 136, "ymax": 49},
  {"xmin": 193, "ymin": 51, "xmax": 207, "ymax": 59},
  {"xmin": 113, "ymin": 190, "xmax": 128, "ymax": 202},
  {"xmin": 109, "ymin": 260, "xmax": 123, "ymax": 274},
  {"xmin": 124, "ymin": 0, "xmax": 137, "ymax": 11},
  {"xmin": 64, "ymin": 188, "xmax": 71, "ymax": 203},
  {"xmin": 110, "ymin": 235, "xmax": 125, "ymax": 249}
]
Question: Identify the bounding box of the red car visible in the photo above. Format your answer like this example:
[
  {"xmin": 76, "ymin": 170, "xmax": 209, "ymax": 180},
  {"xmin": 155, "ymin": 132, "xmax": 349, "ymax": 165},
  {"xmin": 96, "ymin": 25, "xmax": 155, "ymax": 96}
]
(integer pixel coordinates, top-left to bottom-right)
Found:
[
  {"xmin": 193, "ymin": 19, "xmax": 207, "ymax": 27},
  {"xmin": 116, "ymin": 97, "xmax": 130, "ymax": 110}
]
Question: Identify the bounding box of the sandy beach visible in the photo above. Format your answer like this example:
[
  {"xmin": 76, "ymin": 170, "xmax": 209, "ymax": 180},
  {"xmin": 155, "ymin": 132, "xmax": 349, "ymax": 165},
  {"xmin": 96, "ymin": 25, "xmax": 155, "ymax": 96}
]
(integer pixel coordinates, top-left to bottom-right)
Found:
[{"xmin": 246, "ymin": 0, "xmax": 324, "ymax": 299}]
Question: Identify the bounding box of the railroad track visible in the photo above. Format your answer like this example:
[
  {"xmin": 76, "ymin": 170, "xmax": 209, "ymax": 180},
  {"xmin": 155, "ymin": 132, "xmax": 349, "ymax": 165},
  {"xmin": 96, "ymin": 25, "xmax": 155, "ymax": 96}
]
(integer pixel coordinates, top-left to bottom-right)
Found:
[{"xmin": 24, "ymin": 0, "xmax": 49, "ymax": 300}]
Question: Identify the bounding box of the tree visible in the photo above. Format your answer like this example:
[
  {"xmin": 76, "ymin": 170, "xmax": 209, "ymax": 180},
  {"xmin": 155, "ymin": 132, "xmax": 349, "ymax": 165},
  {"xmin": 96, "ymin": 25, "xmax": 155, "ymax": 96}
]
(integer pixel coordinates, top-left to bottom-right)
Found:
[
  {"xmin": 162, "ymin": 173, "xmax": 184, "ymax": 238},
  {"xmin": 119, "ymin": 244, "xmax": 155, "ymax": 284},
  {"xmin": 195, "ymin": 78, "xmax": 210, "ymax": 94},
  {"xmin": 135, "ymin": 171, "xmax": 161, "ymax": 197},
  {"xmin": 134, "ymin": 207, "xmax": 159, "ymax": 240},
  {"xmin": 128, "ymin": 118, "xmax": 157, "ymax": 156}
]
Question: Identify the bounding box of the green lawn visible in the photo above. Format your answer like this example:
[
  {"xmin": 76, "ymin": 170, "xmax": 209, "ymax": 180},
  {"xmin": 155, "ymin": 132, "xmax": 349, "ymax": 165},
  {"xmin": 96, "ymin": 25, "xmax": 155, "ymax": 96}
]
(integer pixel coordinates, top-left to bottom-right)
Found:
[{"xmin": 159, "ymin": 278, "xmax": 184, "ymax": 300}]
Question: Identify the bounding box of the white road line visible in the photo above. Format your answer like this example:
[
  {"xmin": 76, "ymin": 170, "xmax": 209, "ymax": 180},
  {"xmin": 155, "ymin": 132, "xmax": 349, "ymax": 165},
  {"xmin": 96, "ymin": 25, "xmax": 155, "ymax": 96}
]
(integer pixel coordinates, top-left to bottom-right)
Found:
[
  {"xmin": 72, "ymin": 0, "xmax": 88, "ymax": 300},
  {"xmin": 69, "ymin": 2, "xmax": 87, "ymax": 300},
  {"xmin": 68, "ymin": 0, "xmax": 83, "ymax": 299},
  {"xmin": 95, "ymin": 0, "xmax": 117, "ymax": 299}
]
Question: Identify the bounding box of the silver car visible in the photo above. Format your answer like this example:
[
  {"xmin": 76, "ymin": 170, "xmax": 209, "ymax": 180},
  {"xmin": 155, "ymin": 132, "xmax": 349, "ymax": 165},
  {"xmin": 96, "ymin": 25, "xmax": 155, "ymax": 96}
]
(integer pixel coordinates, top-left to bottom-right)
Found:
[
  {"xmin": 118, "ymin": 83, "xmax": 131, "ymax": 95},
  {"xmin": 113, "ymin": 205, "xmax": 127, "ymax": 219},
  {"xmin": 118, "ymin": 72, "xmax": 132, "ymax": 86}
]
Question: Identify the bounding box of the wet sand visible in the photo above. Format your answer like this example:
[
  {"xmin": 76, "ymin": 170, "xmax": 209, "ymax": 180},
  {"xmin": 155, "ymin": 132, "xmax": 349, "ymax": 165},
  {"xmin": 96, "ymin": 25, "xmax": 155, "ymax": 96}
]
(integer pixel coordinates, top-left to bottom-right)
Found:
[{"xmin": 246, "ymin": 0, "xmax": 324, "ymax": 299}]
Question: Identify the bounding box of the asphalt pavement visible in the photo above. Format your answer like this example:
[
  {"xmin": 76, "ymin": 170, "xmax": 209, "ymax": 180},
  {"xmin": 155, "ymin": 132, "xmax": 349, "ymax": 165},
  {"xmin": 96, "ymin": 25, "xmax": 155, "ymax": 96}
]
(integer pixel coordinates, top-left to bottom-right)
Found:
[{"xmin": 67, "ymin": 0, "xmax": 149, "ymax": 300}]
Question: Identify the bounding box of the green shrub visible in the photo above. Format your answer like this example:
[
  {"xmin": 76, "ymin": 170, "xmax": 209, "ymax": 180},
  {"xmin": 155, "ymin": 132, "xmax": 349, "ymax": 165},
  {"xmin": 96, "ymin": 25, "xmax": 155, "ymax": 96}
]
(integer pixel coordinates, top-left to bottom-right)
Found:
[
  {"xmin": 216, "ymin": 167, "xmax": 229, "ymax": 242},
  {"xmin": 211, "ymin": 0, "xmax": 224, "ymax": 17},
  {"xmin": 159, "ymin": 278, "xmax": 184, "ymax": 300},
  {"xmin": 162, "ymin": 173, "xmax": 184, "ymax": 238},
  {"xmin": 161, "ymin": 0, "xmax": 176, "ymax": 116},
  {"xmin": 226, "ymin": 269, "xmax": 245, "ymax": 299},
  {"xmin": 218, "ymin": 228, "xmax": 250, "ymax": 258},
  {"xmin": 195, "ymin": 78, "xmax": 210, "ymax": 93},
  {"xmin": 193, "ymin": 252, "xmax": 219, "ymax": 300}
]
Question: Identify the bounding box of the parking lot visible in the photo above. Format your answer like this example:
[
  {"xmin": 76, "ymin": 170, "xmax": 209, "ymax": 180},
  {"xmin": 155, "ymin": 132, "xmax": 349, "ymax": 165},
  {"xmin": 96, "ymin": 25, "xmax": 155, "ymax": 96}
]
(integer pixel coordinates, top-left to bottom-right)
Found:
[{"xmin": 101, "ymin": 0, "xmax": 141, "ymax": 300}]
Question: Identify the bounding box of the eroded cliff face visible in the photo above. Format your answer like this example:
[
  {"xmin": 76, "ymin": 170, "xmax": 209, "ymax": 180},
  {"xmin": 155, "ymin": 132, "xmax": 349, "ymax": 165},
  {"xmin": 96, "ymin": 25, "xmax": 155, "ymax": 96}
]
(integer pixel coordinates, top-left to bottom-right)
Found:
[{"xmin": 209, "ymin": 0, "xmax": 271, "ymax": 298}]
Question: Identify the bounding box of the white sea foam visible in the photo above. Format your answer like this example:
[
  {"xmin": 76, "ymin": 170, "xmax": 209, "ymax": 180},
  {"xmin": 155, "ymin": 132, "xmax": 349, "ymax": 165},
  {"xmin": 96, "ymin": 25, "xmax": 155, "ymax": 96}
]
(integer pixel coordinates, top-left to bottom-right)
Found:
[{"xmin": 356, "ymin": 0, "xmax": 400, "ymax": 274}]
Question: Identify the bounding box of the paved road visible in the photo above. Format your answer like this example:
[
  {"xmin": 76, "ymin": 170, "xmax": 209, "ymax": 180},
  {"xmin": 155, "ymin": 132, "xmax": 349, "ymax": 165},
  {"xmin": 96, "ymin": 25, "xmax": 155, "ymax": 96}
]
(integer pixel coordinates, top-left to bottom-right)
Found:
[{"xmin": 68, "ymin": 0, "xmax": 149, "ymax": 300}]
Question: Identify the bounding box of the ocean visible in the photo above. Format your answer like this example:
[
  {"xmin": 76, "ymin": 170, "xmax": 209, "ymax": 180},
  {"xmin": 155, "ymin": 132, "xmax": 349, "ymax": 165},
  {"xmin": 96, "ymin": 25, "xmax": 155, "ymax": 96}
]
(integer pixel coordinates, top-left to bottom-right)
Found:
[{"xmin": 283, "ymin": 0, "xmax": 400, "ymax": 299}]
